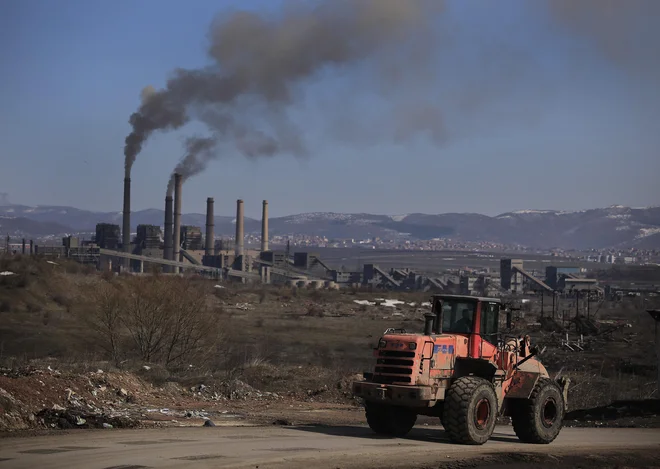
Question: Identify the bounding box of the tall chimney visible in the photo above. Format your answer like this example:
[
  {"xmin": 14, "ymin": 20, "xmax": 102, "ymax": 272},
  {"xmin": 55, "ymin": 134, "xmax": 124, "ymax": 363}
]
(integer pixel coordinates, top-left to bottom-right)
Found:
[
  {"xmin": 173, "ymin": 173, "xmax": 182, "ymax": 273},
  {"xmin": 235, "ymin": 199, "xmax": 244, "ymax": 258},
  {"xmin": 205, "ymin": 197, "xmax": 214, "ymax": 257},
  {"xmin": 122, "ymin": 177, "xmax": 131, "ymax": 268},
  {"xmin": 261, "ymin": 200, "xmax": 269, "ymax": 252},
  {"xmin": 163, "ymin": 195, "xmax": 173, "ymax": 270}
]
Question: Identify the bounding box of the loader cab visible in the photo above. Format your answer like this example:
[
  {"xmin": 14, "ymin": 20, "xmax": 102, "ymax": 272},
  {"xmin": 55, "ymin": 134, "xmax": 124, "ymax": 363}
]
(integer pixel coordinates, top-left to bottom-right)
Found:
[{"xmin": 431, "ymin": 295, "xmax": 502, "ymax": 357}]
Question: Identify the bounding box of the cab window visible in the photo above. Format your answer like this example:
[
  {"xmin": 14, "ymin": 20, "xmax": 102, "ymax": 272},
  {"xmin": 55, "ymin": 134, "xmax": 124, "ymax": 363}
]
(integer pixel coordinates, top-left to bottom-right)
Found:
[
  {"xmin": 441, "ymin": 301, "xmax": 476, "ymax": 334},
  {"xmin": 480, "ymin": 302, "xmax": 499, "ymax": 344}
]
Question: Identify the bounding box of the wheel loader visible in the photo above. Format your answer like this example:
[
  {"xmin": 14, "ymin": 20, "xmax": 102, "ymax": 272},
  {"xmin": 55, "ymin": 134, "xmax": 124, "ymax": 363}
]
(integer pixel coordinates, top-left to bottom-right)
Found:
[{"xmin": 352, "ymin": 294, "xmax": 570, "ymax": 445}]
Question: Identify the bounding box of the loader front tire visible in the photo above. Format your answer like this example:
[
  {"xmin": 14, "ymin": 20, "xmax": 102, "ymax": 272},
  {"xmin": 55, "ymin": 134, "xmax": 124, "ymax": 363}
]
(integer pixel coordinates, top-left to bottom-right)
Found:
[
  {"xmin": 365, "ymin": 401, "xmax": 417, "ymax": 437},
  {"xmin": 511, "ymin": 377, "xmax": 565, "ymax": 444},
  {"xmin": 443, "ymin": 376, "xmax": 497, "ymax": 445}
]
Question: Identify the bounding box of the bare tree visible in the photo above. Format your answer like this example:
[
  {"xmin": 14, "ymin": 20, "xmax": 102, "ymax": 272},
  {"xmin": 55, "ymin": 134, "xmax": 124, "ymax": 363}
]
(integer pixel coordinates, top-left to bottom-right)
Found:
[
  {"xmin": 163, "ymin": 279, "xmax": 220, "ymax": 367},
  {"xmin": 88, "ymin": 276, "xmax": 221, "ymax": 368},
  {"xmin": 121, "ymin": 277, "xmax": 172, "ymax": 362},
  {"xmin": 88, "ymin": 283, "xmax": 125, "ymax": 365}
]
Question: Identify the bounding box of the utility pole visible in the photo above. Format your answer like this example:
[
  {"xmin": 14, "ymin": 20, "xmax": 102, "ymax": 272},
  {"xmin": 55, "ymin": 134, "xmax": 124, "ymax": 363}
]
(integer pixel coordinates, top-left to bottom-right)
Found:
[
  {"xmin": 647, "ymin": 310, "xmax": 660, "ymax": 394},
  {"xmin": 285, "ymin": 238, "xmax": 291, "ymax": 277}
]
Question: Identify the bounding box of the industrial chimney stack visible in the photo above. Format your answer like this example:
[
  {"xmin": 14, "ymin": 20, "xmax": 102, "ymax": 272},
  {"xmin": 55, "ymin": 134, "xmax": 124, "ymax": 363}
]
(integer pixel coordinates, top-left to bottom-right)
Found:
[
  {"xmin": 205, "ymin": 197, "xmax": 214, "ymax": 257},
  {"xmin": 173, "ymin": 173, "xmax": 183, "ymax": 273},
  {"xmin": 163, "ymin": 195, "xmax": 173, "ymax": 271},
  {"xmin": 235, "ymin": 199, "xmax": 244, "ymax": 258},
  {"xmin": 261, "ymin": 200, "xmax": 269, "ymax": 252},
  {"xmin": 122, "ymin": 177, "xmax": 131, "ymax": 268}
]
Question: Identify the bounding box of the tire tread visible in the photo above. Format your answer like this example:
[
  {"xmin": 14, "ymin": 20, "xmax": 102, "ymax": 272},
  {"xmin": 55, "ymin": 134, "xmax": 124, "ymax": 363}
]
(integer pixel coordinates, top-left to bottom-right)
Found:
[
  {"xmin": 443, "ymin": 376, "xmax": 497, "ymax": 445},
  {"xmin": 511, "ymin": 377, "xmax": 564, "ymax": 444}
]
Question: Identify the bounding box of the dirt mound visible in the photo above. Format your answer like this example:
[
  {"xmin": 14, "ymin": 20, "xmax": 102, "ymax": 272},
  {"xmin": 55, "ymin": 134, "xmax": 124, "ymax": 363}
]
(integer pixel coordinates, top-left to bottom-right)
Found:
[
  {"xmin": 565, "ymin": 400, "xmax": 660, "ymax": 428},
  {"xmin": 240, "ymin": 364, "xmax": 361, "ymax": 404},
  {"xmin": 0, "ymin": 366, "xmax": 181, "ymax": 431},
  {"xmin": 35, "ymin": 407, "xmax": 137, "ymax": 429},
  {"xmin": 573, "ymin": 316, "xmax": 599, "ymax": 335},
  {"xmin": 566, "ymin": 399, "xmax": 660, "ymax": 421},
  {"xmin": 539, "ymin": 316, "xmax": 564, "ymax": 332}
]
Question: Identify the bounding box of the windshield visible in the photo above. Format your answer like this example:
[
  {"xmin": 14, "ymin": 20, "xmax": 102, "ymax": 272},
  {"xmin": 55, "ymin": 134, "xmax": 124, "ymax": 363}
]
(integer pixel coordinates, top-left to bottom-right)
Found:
[{"xmin": 439, "ymin": 300, "xmax": 476, "ymax": 334}]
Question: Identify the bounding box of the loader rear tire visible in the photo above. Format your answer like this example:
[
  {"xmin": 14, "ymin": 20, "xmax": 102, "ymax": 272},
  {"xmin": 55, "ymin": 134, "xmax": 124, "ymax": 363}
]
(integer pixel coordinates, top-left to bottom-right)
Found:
[
  {"xmin": 511, "ymin": 377, "xmax": 565, "ymax": 444},
  {"xmin": 443, "ymin": 376, "xmax": 497, "ymax": 445},
  {"xmin": 365, "ymin": 401, "xmax": 417, "ymax": 437}
]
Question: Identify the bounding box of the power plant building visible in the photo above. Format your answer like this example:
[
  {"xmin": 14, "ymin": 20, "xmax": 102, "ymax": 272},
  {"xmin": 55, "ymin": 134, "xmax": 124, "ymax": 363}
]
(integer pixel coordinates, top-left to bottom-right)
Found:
[
  {"xmin": 181, "ymin": 225, "xmax": 203, "ymax": 250},
  {"xmin": 95, "ymin": 223, "xmax": 120, "ymax": 250}
]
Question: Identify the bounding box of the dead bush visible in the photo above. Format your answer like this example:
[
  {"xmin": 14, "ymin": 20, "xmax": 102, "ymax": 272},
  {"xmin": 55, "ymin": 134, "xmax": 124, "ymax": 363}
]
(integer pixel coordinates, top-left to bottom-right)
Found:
[
  {"xmin": 306, "ymin": 304, "xmax": 325, "ymax": 317},
  {"xmin": 87, "ymin": 282, "xmax": 125, "ymax": 365},
  {"xmin": 25, "ymin": 300, "xmax": 41, "ymax": 313},
  {"xmin": 51, "ymin": 293, "xmax": 72, "ymax": 309},
  {"xmin": 308, "ymin": 289, "xmax": 323, "ymax": 303},
  {"xmin": 0, "ymin": 299, "xmax": 12, "ymax": 312},
  {"xmin": 86, "ymin": 277, "xmax": 221, "ymax": 369}
]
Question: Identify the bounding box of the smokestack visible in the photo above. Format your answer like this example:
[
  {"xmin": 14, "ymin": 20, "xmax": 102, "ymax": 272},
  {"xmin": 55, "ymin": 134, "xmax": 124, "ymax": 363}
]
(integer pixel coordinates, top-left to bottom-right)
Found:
[
  {"xmin": 173, "ymin": 173, "xmax": 182, "ymax": 273},
  {"xmin": 164, "ymin": 196, "xmax": 173, "ymax": 270},
  {"xmin": 122, "ymin": 177, "xmax": 131, "ymax": 256},
  {"xmin": 261, "ymin": 200, "xmax": 269, "ymax": 252},
  {"xmin": 205, "ymin": 197, "xmax": 214, "ymax": 257},
  {"xmin": 235, "ymin": 199, "xmax": 244, "ymax": 258}
]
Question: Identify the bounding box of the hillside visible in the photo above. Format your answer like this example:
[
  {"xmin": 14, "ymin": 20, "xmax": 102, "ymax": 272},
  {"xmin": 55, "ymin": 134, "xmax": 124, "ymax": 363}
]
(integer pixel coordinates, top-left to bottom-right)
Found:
[
  {"xmin": 0, "ymin": 204, "xmax": 658, "ymax": 249},
  {"xmin": 0, "ymin": 216, "xmax": 73, "ymax": 237}
]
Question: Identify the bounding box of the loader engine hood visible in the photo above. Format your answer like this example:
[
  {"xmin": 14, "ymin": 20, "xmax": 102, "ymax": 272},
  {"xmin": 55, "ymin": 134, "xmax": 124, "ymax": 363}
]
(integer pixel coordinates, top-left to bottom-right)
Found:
[{"xmin": 372, "ymin": 333, "xmax": 468, "ymax": 385}]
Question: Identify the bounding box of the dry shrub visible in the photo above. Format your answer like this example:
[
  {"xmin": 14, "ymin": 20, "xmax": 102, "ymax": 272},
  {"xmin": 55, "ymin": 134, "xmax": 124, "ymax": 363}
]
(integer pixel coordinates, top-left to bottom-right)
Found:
[
  {"xmin": 85, "ymin": 276, "xmax": 221, "ymax": 369},
  {"xmin": 306, "ymin": 304, "xmax": 325, "ymax": 317},
  {"xmin": 258, "ymin": 289, "xmax": 267, "ymax": 303},
  {"xmin": 0, "ymin": 299, "xmax": 13, "ymax": 312}
]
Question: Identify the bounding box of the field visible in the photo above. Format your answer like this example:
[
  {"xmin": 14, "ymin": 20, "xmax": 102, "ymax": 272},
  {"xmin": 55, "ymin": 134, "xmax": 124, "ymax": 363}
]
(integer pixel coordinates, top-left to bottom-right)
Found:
[
  {"xmin": 293, "ymin": 247, "xmax": 603, "ymax": 274},
  {"xmin": 0, "ymin": 255, "xmax": 658, "ymax": 433}
]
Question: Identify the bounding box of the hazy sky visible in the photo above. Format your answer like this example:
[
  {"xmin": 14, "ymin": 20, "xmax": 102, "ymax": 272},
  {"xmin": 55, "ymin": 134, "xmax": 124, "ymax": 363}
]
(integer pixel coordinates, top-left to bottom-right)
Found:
[{"xmin": 1, "ymin": 0, "xmax": 658, "ymax": 219}]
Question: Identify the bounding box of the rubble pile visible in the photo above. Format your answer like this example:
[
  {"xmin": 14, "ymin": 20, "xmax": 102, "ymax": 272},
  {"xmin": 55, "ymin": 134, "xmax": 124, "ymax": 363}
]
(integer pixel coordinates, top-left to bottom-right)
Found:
[
  {"xmin": 0, "ymin": 366, "xmax": 180, "ymax": 431},
  {"xmin": 539, "ymin": 316, "xmax": 565, "ymax": 333},
  {"xmin": 573, "ymin": 316, "xmax": 600, "ymax": 335},
  {"xmin": 565, "ymin": 400, "xmax": 660, "ymax": 428},
  {"xmin": 35, "ymin": 407, "xmax": 136, "ymax": 430}
]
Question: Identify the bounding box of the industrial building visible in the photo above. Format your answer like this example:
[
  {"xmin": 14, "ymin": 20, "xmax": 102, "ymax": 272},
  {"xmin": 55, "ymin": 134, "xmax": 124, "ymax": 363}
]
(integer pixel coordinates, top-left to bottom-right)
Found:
[{"xmin": 95, "ymin": 223, "xmax": 120, "ymax": 250}]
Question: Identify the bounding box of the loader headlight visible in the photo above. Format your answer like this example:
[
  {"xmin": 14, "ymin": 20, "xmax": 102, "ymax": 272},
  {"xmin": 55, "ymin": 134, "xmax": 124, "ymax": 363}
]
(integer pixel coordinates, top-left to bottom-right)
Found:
[
  {"xmin": 408, "ymin": 342, "xmax": 417, "ymax": 350},
  {"xmin": 379, "ymin": 339, "xmax": 387, "ymax": 349}
]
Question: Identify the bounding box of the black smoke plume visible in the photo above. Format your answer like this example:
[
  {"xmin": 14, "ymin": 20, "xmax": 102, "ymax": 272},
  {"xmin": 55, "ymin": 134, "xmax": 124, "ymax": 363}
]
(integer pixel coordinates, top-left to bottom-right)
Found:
[{"xmin": 123, "ymin": 0, "xmax": 444, "ymax": 180}]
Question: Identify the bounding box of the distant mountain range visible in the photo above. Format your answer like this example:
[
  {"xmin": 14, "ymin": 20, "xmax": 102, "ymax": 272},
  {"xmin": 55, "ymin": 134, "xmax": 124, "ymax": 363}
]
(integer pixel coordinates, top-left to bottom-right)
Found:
[{"xmin": 1, "ymin": 204, "xmax": 658, "ymax": 250}]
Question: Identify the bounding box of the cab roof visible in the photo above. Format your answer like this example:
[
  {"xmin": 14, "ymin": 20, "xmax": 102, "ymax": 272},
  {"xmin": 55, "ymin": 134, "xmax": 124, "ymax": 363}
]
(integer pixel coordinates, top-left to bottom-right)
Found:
[{"xmin": 431, "ymin": 294, "xmax": 502, "ymax": 304}]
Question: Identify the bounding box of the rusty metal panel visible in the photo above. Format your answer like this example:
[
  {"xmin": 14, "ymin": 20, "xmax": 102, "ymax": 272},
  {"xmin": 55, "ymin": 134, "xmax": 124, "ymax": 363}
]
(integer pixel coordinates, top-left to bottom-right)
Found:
[
  {"xmin": 423, "ymin": 342, "xmax": 434, "ymax": 359},
  {"xmin": 506, "ymin": 371, "xmax": 539, "ymax": 399}
]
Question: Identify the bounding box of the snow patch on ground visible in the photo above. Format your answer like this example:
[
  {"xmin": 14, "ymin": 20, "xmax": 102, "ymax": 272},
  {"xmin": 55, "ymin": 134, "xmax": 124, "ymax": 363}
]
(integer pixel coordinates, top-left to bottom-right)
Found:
[
  {"xmin": 375, "ymin": 298, "xmax": 406, "ymax": 307},
  {"xmin": 353, "ymin": 300, "xmax": 376, "ymax": 306},
  {"xmin": 0, "ymin": 271, "xmax": 15, "ymax": 276},
  {"xmin": 354, "ymin": 299, "xmax": 410, "ymax": 308}
]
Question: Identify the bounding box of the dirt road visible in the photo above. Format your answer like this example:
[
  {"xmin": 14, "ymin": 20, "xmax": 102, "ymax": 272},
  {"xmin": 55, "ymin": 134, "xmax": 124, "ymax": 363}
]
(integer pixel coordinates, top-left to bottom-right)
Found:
[{"xmin": 1, "ymin": 425, "xmax": 659, "ymax": 469}]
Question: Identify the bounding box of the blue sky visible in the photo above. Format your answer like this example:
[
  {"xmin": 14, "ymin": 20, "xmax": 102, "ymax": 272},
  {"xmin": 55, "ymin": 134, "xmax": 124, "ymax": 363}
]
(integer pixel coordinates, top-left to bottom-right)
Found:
[{"xmin": 1, "ymin": 0, "xmax": 658, "ymax": 218}]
